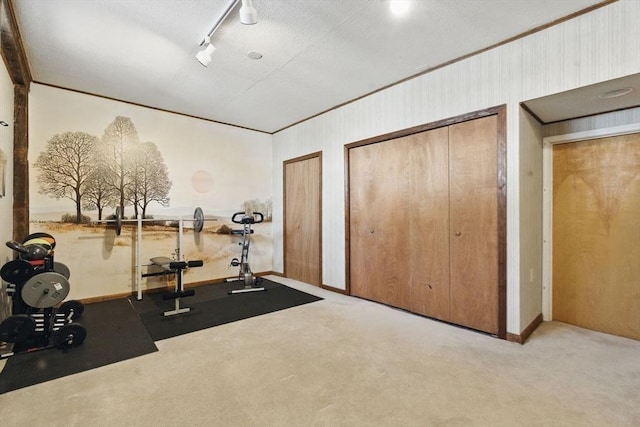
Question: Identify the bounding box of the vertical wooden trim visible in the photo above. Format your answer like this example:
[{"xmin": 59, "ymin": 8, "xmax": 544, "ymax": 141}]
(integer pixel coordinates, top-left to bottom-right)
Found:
[
  {"xmin": 1, "ymin": 0, "xmax": 32, "ymax": 241},
  {"xmin": 496, "ymin": 105, "xmax": 507, "ymax": 339},
  {"xmin": 283, "ymin": 151, "xmax": 322, "ymax": 283},
  {"xmin": 344, "ymin": 144, "xmax": 351, "ymax": 294},
  {"xmin": 12, "ymin": 85, "xmax": 28, "ymax": 240},
  {"xmin": 0, "ymin": 0, "xmax": 33, "ymax": 86}
]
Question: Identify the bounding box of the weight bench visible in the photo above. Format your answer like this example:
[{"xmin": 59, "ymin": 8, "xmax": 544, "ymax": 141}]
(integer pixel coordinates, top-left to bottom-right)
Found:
[{"xmin": 144, "ymin": 256, "xmax": 203, "ymax": 316}]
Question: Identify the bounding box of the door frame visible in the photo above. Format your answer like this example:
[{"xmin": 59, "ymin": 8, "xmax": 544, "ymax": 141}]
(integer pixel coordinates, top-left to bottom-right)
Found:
[
  {"xmin": 283, "ymin": 151, "xmax": 323, "ymax": 284},
  {"xmin": 541, "ymin": 123, "xmax": 640, "ymax": 321}
]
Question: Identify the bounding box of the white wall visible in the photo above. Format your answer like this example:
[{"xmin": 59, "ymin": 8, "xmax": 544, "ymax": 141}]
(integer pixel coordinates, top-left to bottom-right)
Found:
[
  {"xmin": 543, "ymin": 106, "xmax": 640, "ymax": 137},
  {"xmin": 0, "ymin": 55, "xmax": 14, "ymax": 320},
  {"xmin": 272, "ymin": 0, "xmax": 640, "ymax": 335},
  {"xmin": 519, "ymin": 108, "xmax": 544, "ymax": 331}
]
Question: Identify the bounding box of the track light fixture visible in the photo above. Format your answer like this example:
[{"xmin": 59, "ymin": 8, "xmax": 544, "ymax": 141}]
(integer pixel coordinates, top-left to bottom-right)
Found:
[
  {"xmin": 195, "ymin": 0, "xmax": 258, "ymax": 67},
  {"xmin": 239, "ymin": 0, "xmax": 258, "ymax": 25},
  {"xmin": 196, "ymin": 37, "xmax": 216, "ymax": 67}
]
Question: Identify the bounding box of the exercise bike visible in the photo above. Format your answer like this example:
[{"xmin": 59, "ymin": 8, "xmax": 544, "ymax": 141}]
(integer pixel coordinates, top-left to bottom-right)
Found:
[{"xmin": 227, "ymin": 211, "xmax": 265, "ymax": 294}]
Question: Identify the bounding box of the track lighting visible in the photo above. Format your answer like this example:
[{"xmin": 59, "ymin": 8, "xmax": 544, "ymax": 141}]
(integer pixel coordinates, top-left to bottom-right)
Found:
[
  {"xmin": 195, "ymin": 0, "xmax": 258, "ymax": 66},
  {"xmin": 196, "ymin": 37, "xmax": 216, "ymax": 67},
  {"xmin": 239, "ymin": 0, "xmax": 258, "ymax": 25}
]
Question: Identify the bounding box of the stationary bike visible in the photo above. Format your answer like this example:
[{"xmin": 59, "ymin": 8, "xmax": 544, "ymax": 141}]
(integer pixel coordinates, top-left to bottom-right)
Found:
[{"xmin": 227, "ymin": 211, "xmax": 265, "ymax": 294}]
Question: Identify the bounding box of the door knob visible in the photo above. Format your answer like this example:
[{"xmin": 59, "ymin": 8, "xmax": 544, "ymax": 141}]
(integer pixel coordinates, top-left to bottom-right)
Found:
[{"xmin": 455, "ymin": 231, "xmax": 461, "ymax": 236}]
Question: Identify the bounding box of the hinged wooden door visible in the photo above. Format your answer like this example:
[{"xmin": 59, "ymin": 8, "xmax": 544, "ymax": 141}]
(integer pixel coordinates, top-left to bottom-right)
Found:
[
  {"xmin": 552, "ymin": 133, "xmax": 640, "ymax": 340},
  {"xmin": 284, "ymin": 153, "xmax": 322, "ymax": 286}
]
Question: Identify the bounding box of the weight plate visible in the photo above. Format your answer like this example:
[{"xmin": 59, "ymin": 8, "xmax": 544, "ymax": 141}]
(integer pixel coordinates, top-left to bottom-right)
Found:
[
  {"xmin": 115, "ymin": 206, "xmax": 122, "ymax": 236},
  {"xmin": 193, "ymin": 207, "xmax": 204, "ymax": 233},
  {"xmin": 23, "ymin": 238, "xmax": 53, "ymax": 252},
  {"xmin": 0, "ymin": 314, "xmax": 36, "ymax": 343},
  {"xmin": 21, "ymin": 271, "xmax": 71, "ymax": 308},
  {"xmin": 53, "ymin": 261, "xmax": 71, "ymax": 279},
  {"xmin": 54, "ymin": 322, "xmax": 87, "ymax": 349},
  {"xmin": 0, "ymin": 259, "xmax": 35, "ymax": 284},
  {"xmin": 23, "ymin": 232, "xmax": 56, "ymax": 249},
  {"xmin": 59, "ymin": 300, "xmax": 84, "ymax": 320}
]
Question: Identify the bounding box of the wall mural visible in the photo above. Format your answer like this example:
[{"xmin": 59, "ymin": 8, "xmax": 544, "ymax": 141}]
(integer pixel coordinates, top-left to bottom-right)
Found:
[
  {"xmin": 0, "ymin": 147, "xmax": 6, "ymax": 198},
  {"xmin": 27, "ymin": 84, "xmax": 272, "ymax": 300}
]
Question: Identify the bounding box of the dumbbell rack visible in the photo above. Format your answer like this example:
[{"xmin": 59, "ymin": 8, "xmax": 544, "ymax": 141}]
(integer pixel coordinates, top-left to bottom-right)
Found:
[{"xmin": 1, "ymin": 236, "xmax": 86, "ymax": 359}]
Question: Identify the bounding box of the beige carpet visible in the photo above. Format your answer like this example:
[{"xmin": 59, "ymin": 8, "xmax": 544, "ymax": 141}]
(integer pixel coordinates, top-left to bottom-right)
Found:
[{"xmin": 0, "ymin": 275, "xmax": 638, "ymax": 426}]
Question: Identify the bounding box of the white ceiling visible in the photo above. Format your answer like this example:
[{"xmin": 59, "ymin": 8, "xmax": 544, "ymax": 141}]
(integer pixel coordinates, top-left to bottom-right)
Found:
[{"xmin": 12, "ymin": 0, "xmax": 615, "ymax": 133}]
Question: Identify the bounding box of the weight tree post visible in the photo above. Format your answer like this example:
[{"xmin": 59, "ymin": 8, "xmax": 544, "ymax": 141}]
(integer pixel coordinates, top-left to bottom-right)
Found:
[{"xmin": 136, "ymin": 214, "xmax": 143, "ymax": 300}]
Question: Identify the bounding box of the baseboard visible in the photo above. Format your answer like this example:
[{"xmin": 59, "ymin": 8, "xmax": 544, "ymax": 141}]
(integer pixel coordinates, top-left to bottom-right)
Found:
[
  {"xmin": 255, "ymin": 272, "xmax": 348, "ymax": 295},
  {"xmin": 77, "ymin": 271, "xmax": 277, "ymax": 305},
  {"xmin": 79, "ymin": 291, "xmax": 133, "ymax": 305},
  {"xmin": 267, "ymin": 271, "xmax": 285, "ymax": 278},
  {"xmin": 321, "ymin": 284, "xmax": 348, "ymax": 295},
  {"xmin": 506, "ymin": 313, "xmax": 543, "ymax": 344}
]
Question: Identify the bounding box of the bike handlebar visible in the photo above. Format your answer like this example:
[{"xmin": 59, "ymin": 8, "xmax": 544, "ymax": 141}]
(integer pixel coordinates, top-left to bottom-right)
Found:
[{"xmin": 231, "ymin": 212, "xmax": 264, "ymax": 224}]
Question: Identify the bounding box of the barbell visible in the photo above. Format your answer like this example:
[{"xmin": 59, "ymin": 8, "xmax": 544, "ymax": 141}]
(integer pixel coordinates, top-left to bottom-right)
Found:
[{"xmin": 96, "ymin": 206, "xmax": 209, "ymax": 236}]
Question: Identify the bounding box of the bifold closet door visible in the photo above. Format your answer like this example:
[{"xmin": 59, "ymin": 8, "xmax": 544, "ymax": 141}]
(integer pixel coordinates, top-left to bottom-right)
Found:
[
  {"xmin": 448, "ymin": 115, "xmax": 499, "ymax": 335},
  {"xmin": 284, "ymin": 154, "xmax": 322, "ymax": 286},
  {"xmin": 349, "ymin": 127, "xmax": 450, "ymax": 319},
  {"xmin": 552, "ymin": 133, "xmax": 640, "ymax": 340}
]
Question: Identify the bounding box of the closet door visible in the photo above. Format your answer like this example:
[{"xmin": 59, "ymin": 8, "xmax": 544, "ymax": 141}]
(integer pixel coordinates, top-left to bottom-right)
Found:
[
  {"xmin": 448, "ymin": 115, "xmax": 499, "ymax": 334},
  {"xmin": 349, "ymin": 127, "xmax": 450, "ymax": 318},
  {"xmin": 350, "ymin": 137, "xmax": 410, "ymax": 308},
  {"xmin": 284, "ymin": 153, "xmax": 322, "ymax": 286},
  {"xmin": 407, "ymin": 127, "xmax": 450, "ymax": 320}
]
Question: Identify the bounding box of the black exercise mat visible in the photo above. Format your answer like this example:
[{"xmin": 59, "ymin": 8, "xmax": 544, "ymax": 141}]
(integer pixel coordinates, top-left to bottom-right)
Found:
[
  {"xmin": 0, "ymin": 298, "xmax": 158, "ymax": 394},
  {"xmin": 130, "ymin": 278, "xmax": 323, "ymax": 341}
]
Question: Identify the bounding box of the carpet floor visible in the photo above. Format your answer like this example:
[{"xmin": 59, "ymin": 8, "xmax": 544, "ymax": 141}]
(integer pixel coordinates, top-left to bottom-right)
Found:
[
  {"xmin": 0, "ymin": 298, "xmax": 158, "ymax": 394},
  {"xmin": 0, "ymin": 278, "xmax": 322, "ymax": 393}
]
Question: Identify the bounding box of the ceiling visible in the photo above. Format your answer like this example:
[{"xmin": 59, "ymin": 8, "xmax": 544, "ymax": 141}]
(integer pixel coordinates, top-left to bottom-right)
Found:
[{"xmin": 11, "ymin": 0, "xmax": 619, "ymax": 134}]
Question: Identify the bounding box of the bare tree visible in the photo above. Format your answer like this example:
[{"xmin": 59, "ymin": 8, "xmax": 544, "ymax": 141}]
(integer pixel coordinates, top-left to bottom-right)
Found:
[
  {"xmin": 34, "ymin": 131, "xmax": 98, "ymax": 222},
  {"xmin": 82, "ymin": 163, "xmax": 118, "ymax": 220},
  {"xmin": 126, "ymin": 141, "xmax": 172, "ymax": 218},
  {"xmin": 101, "ymin": 116, "xmax": 139, "ymax": 217}
]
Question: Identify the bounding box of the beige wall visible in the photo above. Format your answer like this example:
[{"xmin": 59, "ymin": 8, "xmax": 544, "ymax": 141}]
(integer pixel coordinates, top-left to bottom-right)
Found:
[
  {"xmin": 272, "ymin": 0, "xmax": 640, "ymax": 335},
  {"xmin": 0, "ymin": 56, "xmax": 14, "ymax": 266},
  {"xmin": 0, "ymin": 55, "xmax": 14, "ymax": 321}
]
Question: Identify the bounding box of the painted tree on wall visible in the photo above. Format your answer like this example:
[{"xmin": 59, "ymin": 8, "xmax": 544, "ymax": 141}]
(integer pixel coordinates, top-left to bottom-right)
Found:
[
  {"xmin": 126, "ymin": 141, "xmax": 171, "ymax": 218},
  {"xmin": 101, "ymin": 116, "xmax": 139, "ymax": 218},
  {"xmin": 34, "ymin": 131, "xmax": 99, "ymax": 223},
  {"xmin": 82, "ymin": 162, "xmax": 118, "ymax": 220},
  {"xmin": 34, "ymin": 116, "xmax": 173, "ymax": 222}
]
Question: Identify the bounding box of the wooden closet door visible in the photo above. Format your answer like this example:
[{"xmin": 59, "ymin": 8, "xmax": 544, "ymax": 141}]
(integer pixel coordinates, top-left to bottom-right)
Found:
[
  {"xmin": 448, "ymin": 115, "xmax": 499, "ymax": 334},
  {"xmin": 349, "ymin": 128, "xmax": 450, "ymax": 318},
  {"xmin": 407, "ymin": 127, "xmax": 450, "ymax": 320},
  {"xmin": 284, "ymin": 154, "xmax": 322, "ymax": 286},
  {"xmin": 350, "ymin": 138, "xmax": 410, "ymax": 308},
  {"xmin": 552, "ymin": 134, "xmax": 640, "ymax": 340}
]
